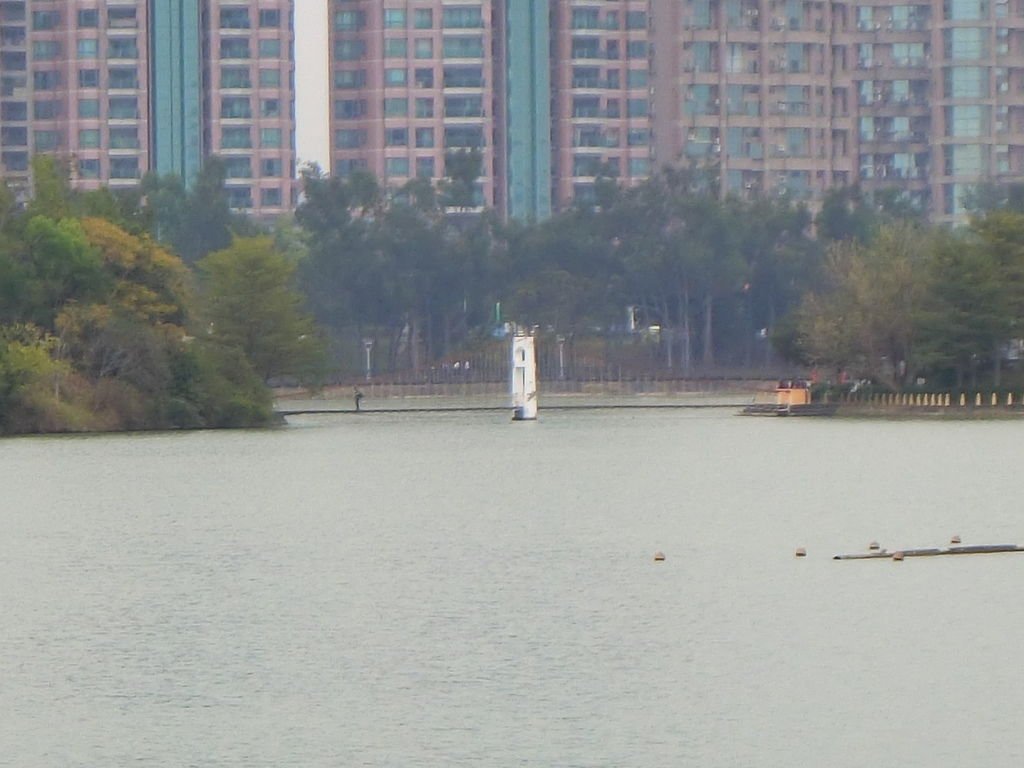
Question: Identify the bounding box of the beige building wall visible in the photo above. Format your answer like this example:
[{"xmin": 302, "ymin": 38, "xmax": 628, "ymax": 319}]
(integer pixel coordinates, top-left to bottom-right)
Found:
[
  {"xmin": 551, "ymin": 0, "xmax": 652, "ymax": 208},
  {"xmin": 28, "ymin": 0, "xmax": 151, "ymax": 190},
  {"xmin": 206, "ymin": 0, "xmax": 297, "ymax": 217},
  {"xmin": 329, "ymin": 0, "xmax": 499, "ymax": 208}
]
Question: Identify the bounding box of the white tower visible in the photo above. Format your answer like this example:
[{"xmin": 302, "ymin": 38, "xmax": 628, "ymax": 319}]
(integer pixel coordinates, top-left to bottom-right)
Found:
[{"xmin": 511, "ymin": 334, "xmax": 538, "ymax": 421}]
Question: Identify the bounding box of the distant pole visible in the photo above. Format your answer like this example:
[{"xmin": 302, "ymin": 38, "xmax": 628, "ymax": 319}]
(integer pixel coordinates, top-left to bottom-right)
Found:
[
  {"xmin": 362, "ymin": 338, "xmax": 373, "ymax": 381},
  {"xmin": 557, "ymin": 335, "xmax": 566, "ymax": 380}
]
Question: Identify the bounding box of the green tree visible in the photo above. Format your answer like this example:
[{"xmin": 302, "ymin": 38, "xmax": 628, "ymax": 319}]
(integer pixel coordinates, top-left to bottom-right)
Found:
[{"xmin": 199, "ymin": 237, "xmax": 324, "ymax": 382}]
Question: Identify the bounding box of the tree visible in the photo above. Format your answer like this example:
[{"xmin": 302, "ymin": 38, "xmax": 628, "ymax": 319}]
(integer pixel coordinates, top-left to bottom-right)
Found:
[
  {"xmin": 797, "ymin": 222, "xmax": 932, "ymax": 387},
  {"xmin": 199, "ymin": 237, "xmax": 324, "ymax": 382}
]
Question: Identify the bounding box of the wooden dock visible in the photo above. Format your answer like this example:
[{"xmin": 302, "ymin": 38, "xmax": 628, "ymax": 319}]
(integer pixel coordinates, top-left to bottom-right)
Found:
[{"xmin": 834, "ymin": 544, "xmax": 1024, "ymax": 560}]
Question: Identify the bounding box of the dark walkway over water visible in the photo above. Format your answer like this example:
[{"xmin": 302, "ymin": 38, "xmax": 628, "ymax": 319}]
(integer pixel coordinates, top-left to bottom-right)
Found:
[{"xmin": 277, "ymin": 403, "xmax": 748, "ymax": 416}]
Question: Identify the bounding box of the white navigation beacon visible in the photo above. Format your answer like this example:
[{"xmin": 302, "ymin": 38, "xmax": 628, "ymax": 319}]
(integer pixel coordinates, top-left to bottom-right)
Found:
[{"xmin": 511, "ymin": 334, "xmax": 538, "ymax": 421}]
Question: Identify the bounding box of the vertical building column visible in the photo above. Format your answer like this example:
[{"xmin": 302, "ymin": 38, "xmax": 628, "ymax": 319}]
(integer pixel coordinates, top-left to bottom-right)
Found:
[
  {"xmin": 150, "ymin": 0, "xmax": 203, "ymax": 185},
  {"xmin": 504, "ymin": 0, "xmax": 552, "ymax": 220}
]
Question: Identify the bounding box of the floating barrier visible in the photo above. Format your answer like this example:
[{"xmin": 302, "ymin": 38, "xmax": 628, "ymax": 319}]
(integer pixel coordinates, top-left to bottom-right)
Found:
[{"xmin": 834, "ymin": 544, "xmax": 1024, "ymax": 560}]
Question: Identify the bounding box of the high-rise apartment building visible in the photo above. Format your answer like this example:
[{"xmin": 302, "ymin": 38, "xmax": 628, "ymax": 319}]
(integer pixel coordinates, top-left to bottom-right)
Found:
[
  {"xmin": 205, "ymin": 0, "xmax": 296, "ymax": 213},
  {"xmin": 552, "ymin": 0, "xmax": 653, "ymax": 207},
  {"xmin": 0, "ymin": 1, "xmax": 31, "ymax": 196},
  {"xmin": 652, "ymin": 0, "xmax": 1024, "ymax": 224},
  {"xmin": 0, "ymin": 0, "xmax": 295, "ymax": 218},
  {"xmin": 331, "ymin": 1, "xmax": 501, "ymax": 209},
  {"xmin": 328, "ymin": 0, "xmax": 653, "ymax": 218}
]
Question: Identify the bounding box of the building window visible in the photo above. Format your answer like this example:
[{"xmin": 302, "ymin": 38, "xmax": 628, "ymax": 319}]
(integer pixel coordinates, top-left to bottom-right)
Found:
[
  {"xmin": 34, "ymin": 130, "xmax": 60, "ymax": 151},
  {"xmin": 627, "ymin": 98, "xmax": 649, "ymax": 117},
  {"xmin": 443, "ymin": 36, "xmax": 484, "ymax": 58},
  {"xmin": 78, "ymin": 99, "xmax": 100, "ymax": 119},
  {"xmin": 224, "ymin": 157, "xmax": 252, "ymax": 179},
  {"xmin": 384, "ymin": 9, "xmax": 406, "ymax": 28},
  {"xmin": 259, "ymin": 68, "xmax": 282, "ymax": 87},
  {"xmin": 221, "ymin": 67, "xmax": 252, "ymax": 89},
  {"xmin": 33, "ymin": 71, "xmax": 62, "ymax": 91},
  {"xmin": 260, "ymin": 158, "xmax": 283, "ymax": 177},
  {"xmin": 221, "ymin": 96, "xmax": 252, "ymax": 119},
  {"xmin": 334, "ymin": 10, "xmax": 364, "ymax": 31},
  {"xmin": 386, "ymin": 128, "xmax": 408, "ymax": 146},
  {"xmin": 415, "ymin": 97, "xmax": 434, "ymax": 118},
  {"xmin": 109, "ymin": 127, "xmax": 139, "ymax": 149},
  {"xmin": 78, "ymin": 69, "xmax": 99, "ymax": 88},
  {"xmin": 221, "ymin": 127, "xmax": 252, "ymax": 149},
  {"xmin": 442, "ymin": 66, "xmax": 483, "ymax": 88},
  {"xmin": 414, "ymin": 9, "xmax": 433, "ymax": 28},
  {"xmin": 32, "ymin": 41, "xmax": 61, "ymax": 60},
  {"xmin": 626, "ymin": 11, "xmax": 647, "ymax": 29},
  {"xmin": 109, "ymin": 67, "xmax": 139, "ymax": 89},
  {"xmin": 226, "ymin": 187, "xmax": 253, "ymax": 208},
  {"xmin": 335, "ymin": 129, "xmax": 366, "ymax": 148},
  {"xmin": 334, "ymin": 40, "xmax": 365, "ymax": 61},
  {"xmin": 416, "ymin": 157, "xmax": 435, "ymax": 178},
  {"xmin": 442, "ymin": 7, "xmax": 483, "ymax": 28},
  {"xmin": 385, "ymin": 38, "xmax": 408, "ymax": 58},
  {"xmin": 220, "ymin": 8, "xmax": 250, "ymax": 29},
  {"xmin": 108, "ymin": 38, "xmax": 139, "ymax": 59},
  {"xmin": 78, "ymin": 130, "xmax": 100, "ymax": 149},
  {"xmin": 444, "ymin": 125, "xmax": 484, "ymax": 148},
  {"xmin": 259, "ymin": 39, "xmax": 281, "ymax": 58},
  {"xmin": 414, "ymin": 38, "xmax": 433, "ymax": 59},
  {"xmin": 107, "ymin": 7, "xmax": 137, "ymax": 29},
  {"xmin": 78, "ymin": 158, "xmax": 100, "ymax": 178},
  {"xmin": 259, "ymin": 10, "xmax": 281, "ymax": 28},
  {"xmin": 384, "ymin": 97, "xmax": 408, "ymax": 117},
  {"xmin": 385, "ymin": 68, "xmax": 407, "ymax": 86},
  {"xmin": 334, "ymin": 99, "xmax": 367, "ymax": 119},
  {"xmin": 627, "ymin": 41, "xmax": 648, "ymax": 59},
  {"xmin": 108, "ymin": 97, "xmax": 138, "ymax": 119},
  {"xmin": 260, "ymin": 99, "xmax": 280, "ymax": 118},
  {"xmin": 261, "ymin": 128, "xmax": 283, "ymax": 148},
  {"xmin": 110, "ymin": 157, "xmax": 140, "ymax": 180},
  {"xmin": 221, "ymin": 38, "xmax": 251, "ymax": 59},
  {"xmin": 31, "ymin": 11, "xmax": 60, "ymax": 30},
  {"xmin": 386, "ymin": 157, "xmax": 410, "ymax": 176},
  {"xmin": 77, "ymin": 9, "xmax": 99, "ymax": 28},
  {"xmin": 334, "ymin": 69, "xmax": 365, "ymax": 89},
  {"xmin": 260, "ymin": 188, "xmax": 283, "ymax": 207},
  {"xmin": 415, "ymin": 128, "xmax": 434, "ymax": 148},
  {"xmin": 77, "ymin": 39, "xmax": 98, "ymax": 59},
  {"xmin": 414, "ymin": 68, "xmax": 434, "ymax": 88},
  {"xmin": 33, "ymin": 100, "xmax": 60, "ymax": 120}
]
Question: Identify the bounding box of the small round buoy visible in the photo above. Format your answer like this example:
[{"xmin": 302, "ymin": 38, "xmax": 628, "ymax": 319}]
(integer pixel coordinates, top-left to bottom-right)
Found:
[
  {"xmin": 794, "ymin": 547, "xmax": 806, "ymax": 557},
  {"xmin": 869, "ymin": 541, "xmax": 880, "ymax": 551},
  {"xmin": 950, "ymin": 534, "xmax": 961, "ymax": 544},
  {"xmin": 653, "ymin": 551, "xmax": 665, "ymax": 562},
  {"xmin": 892, "ymin": 551, "xmax": 905, "ymax": 561}
]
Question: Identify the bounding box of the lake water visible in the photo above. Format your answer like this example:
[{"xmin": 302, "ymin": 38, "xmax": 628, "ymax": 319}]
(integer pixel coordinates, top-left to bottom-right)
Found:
[{"xmin": 3, "ymin": 403, "xmax": 1024, "ymax": 767}]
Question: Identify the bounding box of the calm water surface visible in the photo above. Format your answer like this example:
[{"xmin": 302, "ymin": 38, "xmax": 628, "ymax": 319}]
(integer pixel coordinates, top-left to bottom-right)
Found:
[{"xmin": 3, "ymin": 406, "xmax": 1024, "ymax": 767}]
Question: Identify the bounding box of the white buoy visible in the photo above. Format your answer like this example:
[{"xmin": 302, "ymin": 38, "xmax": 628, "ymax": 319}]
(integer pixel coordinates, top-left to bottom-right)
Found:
[
  {"xmin": 794, "ymin": 547, "xmax": 807, "ymax": 557},
  {"xmin": 653, "ymin": 551, "xmax": 666, "ymax": 562},
  {"xmin": 892, "ymin": 551, "xmax": 905, "ymax": 561},
  {"xmin": 950, "ymin": 534, "xmax": 961, "ymax": 544},
  {"xmin": 869, "ymin": 541, "xmax": 880, "ymax": 551},
  {"xmin": 511, "ymin": 334, "xmax": 538, "ymax": 421}
]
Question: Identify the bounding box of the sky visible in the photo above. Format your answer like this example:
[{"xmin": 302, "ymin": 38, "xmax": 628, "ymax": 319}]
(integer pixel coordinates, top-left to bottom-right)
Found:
[{"xmin": 294, "ymin": 0, "xmax": 331, "ymax": 172}]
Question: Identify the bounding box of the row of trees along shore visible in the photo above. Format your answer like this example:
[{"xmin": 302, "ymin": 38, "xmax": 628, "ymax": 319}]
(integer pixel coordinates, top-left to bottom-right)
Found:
[
  {"xmin": 6, "ymin": 151, "xmax": 1024, "ymax": 434},
  {"xmin": 0, "ymin": 156, "xmax": 321, "ymax": 434},
  {"xmin": 296, "ymin": 159, "xmax": 1024, "ymax": 394}
]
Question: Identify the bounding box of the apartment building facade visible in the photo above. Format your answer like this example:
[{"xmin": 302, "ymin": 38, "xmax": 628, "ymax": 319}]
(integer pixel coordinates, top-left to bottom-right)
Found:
[
  {"xmin": 0, "ymin": 0, "xmax": 296, "ymax": 217},
  {"xmin": 333, "ymin": 0, "xmax": 1024, "ymax": 223}
]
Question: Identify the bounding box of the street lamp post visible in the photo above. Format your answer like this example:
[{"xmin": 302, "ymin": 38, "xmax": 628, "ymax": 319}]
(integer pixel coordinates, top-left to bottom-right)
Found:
[
  {"xmin": 557, "ymin": 335, "xmax": 566, "ymax": 381},
  {"xmin": 362, "ymin": 339, "xmax": 374, "ymax": 381}
]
